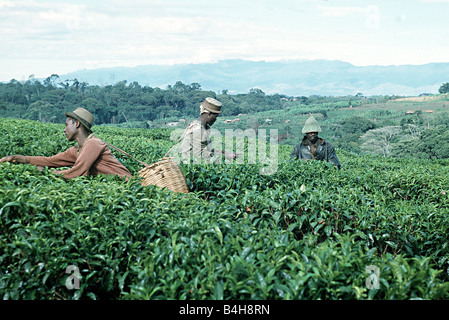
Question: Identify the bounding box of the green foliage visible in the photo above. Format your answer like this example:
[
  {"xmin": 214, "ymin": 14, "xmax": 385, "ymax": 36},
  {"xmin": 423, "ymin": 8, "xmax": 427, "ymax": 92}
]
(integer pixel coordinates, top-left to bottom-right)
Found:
[
  {"xmin": 438, "ymin": 82, "xmax": 449, "ymax": 94},
  {"xmin": 332, "ymin": 116, "xmax": 377, "ymax": 153},
  {"xmin": 394, "ymin": 125, "xmax": 449, "ymax": 159},
  {"xmin": 390, "ymin": 113, "xmax": 449, "ymax": 159},
  {"xmin": 0, "ymin": 78, "xmax": 296, "ymax": 125},
  {"xmin": 1, "ymin": 118, "xmax": 449, "ymax": 300},
  {"xmin": 336, "ymin": 116, "xmax": 376, "ymax": 135}
]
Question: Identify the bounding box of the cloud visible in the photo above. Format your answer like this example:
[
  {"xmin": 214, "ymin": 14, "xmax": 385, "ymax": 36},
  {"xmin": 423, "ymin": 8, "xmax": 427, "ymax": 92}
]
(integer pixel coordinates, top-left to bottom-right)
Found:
[
  {"xmin": 0, "ymin": 1, "xmax": 87, "ymax": 38},
  {"xmin": 317, "ymin": 4, "xmax": 380, "ymax": 30},
  {"xmin": 1, "ymin": 0, "xmax": 449, "ymax": 81},
  {"xmin": 317, "ymin": 5, "xmax": 367, "ymax": 17}
]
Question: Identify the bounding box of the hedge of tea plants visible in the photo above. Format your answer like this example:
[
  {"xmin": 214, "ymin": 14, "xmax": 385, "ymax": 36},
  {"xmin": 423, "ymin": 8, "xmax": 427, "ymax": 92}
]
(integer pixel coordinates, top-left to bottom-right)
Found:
[{"xmin": 1, "ymin": 118, "xmax": 449, "ymax": 300}]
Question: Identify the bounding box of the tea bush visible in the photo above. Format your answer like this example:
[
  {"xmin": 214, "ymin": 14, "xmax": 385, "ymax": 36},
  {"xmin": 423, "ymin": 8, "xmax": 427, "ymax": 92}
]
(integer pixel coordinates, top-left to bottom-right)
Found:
[{"xmin": 1, "ymin": 118, "xmax": 449, "ymax": 300}]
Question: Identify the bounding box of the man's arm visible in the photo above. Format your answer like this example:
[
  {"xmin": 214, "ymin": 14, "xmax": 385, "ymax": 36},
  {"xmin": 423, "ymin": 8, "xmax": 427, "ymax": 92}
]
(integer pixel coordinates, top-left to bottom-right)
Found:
[
  {"xmin": 1, "ymin": 148, "xmax": 77, "ymax": 168},
  {"xmin": 290, "ymin": 144, "xmax": 300, "ymax": 160},
  {"xmin": 26, "ymin": 148, "xmax": 78, "ymax": 168},
  {"xmin": 0, "ymin": 155, "xmax": 27, "ymax": 163},
  {"xmin": 325, "ymin": 143, "xmax": 342, "ymax": 169},
  {"xmin": 56, "ymin": 139, "xmax": 106, "ymax": 179}
]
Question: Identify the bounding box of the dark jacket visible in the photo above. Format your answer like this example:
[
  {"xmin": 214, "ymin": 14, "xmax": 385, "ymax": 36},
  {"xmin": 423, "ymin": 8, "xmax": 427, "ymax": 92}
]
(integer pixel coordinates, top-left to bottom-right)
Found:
[{"xmin": 290, "ymin": 137, "xmax": 341, "ymax": 169}]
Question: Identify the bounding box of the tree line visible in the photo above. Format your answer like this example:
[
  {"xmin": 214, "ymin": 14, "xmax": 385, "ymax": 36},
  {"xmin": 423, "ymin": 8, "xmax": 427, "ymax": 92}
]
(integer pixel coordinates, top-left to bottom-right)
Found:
[
  {"xmin": 331, "ymin": 112, "xmax": 449, "ymax": 160},
  {"xmin": 0, "ymin": 74, "xmax": 374, "ymax": 127},
  {"xmin": 0, "ymin": 75, "xmax": 297, "ymax": 125}
]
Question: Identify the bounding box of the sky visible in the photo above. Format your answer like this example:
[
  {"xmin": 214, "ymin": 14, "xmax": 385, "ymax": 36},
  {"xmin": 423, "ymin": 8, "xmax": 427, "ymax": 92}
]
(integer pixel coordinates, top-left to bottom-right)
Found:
[{"xmin": 1, "ymin": 0, "xmax": 449, "ymax": 82}]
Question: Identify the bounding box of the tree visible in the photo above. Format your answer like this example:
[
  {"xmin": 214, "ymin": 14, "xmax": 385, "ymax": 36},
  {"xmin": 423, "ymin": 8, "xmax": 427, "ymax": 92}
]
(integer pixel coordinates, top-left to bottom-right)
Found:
[
  {"xmin": 438, "ymin": 82, "xmax": 449, "ymax": 94},
  {"xmin": 43, "ymin": 74, "xmax": 60, "ymax": 88},
  {"xmin": 360, "ymin": 126, "xmax": 402, "ymax": 157},
  {"xmin": 164, "ymin": 93, "xmax": 186, "ymax": 110},
  {"xmin": 28, "ymin": 100, "xmax": 55, "ymax": 122},
  {"xmin": 390, "ymin": 136, "xmax": 420, "ymax": 158},
  {"xmin": 189, "ymin": 82, "xmax": 201, "ymax": 91},
  {"xmin": 81, "ymin": 97, "xmax": 116, "ymax": 124},
  {"xmin": 172, "ymin": 81, "xmax": 189, "ymax": 94},
  {"xmin": 414, "ymin": 126, "xmax": 449, "ymax": 159},
  {"xmin": 338, "ymin": 116, "xmax": 376, "ymax": 135},
  {"xmin": 333, "ymin": 116, "xmax": 376, "ymax": 153},
  {"xmin": 249, "ymin": 88, "xmax": 265, "ymax": 96}
]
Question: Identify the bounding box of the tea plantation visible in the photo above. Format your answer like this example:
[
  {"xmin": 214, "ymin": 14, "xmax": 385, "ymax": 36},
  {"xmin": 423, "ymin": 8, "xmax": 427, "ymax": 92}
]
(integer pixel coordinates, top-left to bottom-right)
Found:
[{"xmin": 1, "ymin": 118, "xmax": 449, "ymax": 300}]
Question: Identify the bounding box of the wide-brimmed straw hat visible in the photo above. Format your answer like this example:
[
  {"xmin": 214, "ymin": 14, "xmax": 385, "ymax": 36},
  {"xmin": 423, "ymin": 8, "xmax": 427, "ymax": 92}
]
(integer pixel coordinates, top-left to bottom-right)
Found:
[{"xmin": 65, "ymin": 107, "xmax": 94, "ymax": 133}]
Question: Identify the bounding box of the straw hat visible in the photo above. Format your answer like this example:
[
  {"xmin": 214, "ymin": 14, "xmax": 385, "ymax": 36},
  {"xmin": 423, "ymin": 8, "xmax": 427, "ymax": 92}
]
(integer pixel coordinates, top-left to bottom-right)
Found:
[
  {"xmin": 65, "ymin": 107, "xmax": 94, "ymax": 133},
  {"xmin": 302, "ymin": 115, "xmax": 322, "ymax": 134},
  {"xmin": 201, "ymin": 97, "xmax": 222, "ymax": 114}
]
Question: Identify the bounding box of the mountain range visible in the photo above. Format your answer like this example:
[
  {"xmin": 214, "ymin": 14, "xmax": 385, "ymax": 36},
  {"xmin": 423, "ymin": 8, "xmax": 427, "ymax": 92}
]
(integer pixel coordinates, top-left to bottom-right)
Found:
[{"xmin": 60, "ymin": 59, "xmax": 449, "ymax": 97}]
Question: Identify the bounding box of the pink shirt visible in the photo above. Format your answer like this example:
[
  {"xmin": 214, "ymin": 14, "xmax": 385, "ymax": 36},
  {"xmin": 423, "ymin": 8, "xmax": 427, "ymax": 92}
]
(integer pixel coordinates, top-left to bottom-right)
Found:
[{"xmin": 26, "ymin": 135, "xmax": 132, "ymax": 180}]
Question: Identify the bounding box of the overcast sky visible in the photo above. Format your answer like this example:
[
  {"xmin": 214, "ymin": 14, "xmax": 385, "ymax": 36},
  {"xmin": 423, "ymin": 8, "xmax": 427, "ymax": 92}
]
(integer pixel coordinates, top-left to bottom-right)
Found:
[{"xmin": 1, "ymin": 0, "xmax": 449, "ymax": 82}]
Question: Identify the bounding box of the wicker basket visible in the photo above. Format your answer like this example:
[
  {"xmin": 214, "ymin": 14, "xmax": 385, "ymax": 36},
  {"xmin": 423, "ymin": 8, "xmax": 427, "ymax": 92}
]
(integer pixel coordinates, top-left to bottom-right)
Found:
[
  {"xmin": 137, "ymin": 157, "xmax": 189, "ymax": 193},
  {"xmin": 106, "ymin": 139, "xmax": 190, "ymax": 193},
  {"xmin": 106, "ymin": 124, "xmax": 193, "ymax": 193}
]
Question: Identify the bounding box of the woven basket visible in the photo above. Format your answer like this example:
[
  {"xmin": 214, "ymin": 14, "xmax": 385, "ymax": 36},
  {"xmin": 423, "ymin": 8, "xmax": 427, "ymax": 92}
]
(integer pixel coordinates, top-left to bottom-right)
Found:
[
  {"xmin": 137, "ymin": 157, "xmax": 189, "ymax": 193},
  {"xmin": 106, "ymin": 124, "xmax": 194, "ymax": 193}
]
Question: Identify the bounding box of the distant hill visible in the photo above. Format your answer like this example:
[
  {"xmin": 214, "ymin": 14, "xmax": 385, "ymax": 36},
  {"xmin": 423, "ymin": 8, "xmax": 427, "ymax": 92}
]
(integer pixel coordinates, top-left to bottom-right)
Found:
[{"xmin": 60, "ymin": 59, "xmax": 449, "ymax": 97}]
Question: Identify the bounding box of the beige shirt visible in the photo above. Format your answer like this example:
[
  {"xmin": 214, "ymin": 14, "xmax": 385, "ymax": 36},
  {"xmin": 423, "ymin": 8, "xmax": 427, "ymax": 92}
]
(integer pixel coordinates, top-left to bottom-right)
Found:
[
  {"xmin": 26, "ymin": 134, "xmax": 132, "ymax": 180},
  {"xmin": 178, "ymin": 120, "xmax": 215, "ymax": 163}
]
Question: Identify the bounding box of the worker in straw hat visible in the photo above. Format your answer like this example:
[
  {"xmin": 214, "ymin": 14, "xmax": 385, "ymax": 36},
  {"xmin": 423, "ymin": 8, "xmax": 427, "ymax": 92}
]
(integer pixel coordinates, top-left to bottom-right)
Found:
[
  {"xmin": 179, "ymin": 97, "xmax": 239, "ymax": 163},
  {"xmin": 290, "ymin": 115, "xmax": 341, "ymax": 169},
  {"xmin": 0, "ymin": 107, "xmax": 132, "ymax": 179}
]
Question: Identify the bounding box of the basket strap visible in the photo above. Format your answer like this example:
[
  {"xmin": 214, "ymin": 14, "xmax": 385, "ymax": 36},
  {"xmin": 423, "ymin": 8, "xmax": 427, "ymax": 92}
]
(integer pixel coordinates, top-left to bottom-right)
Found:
[
  {"xmin": 105, "ymin": 142, "xmax": 150, "ymax": 167},
  {"xmin": 163, "ymin": 122, "xmax": 196, "ymax": 158},
  {"xmin": 105, "ymin": 121, "xmax": 196, "ymax": 165}
]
